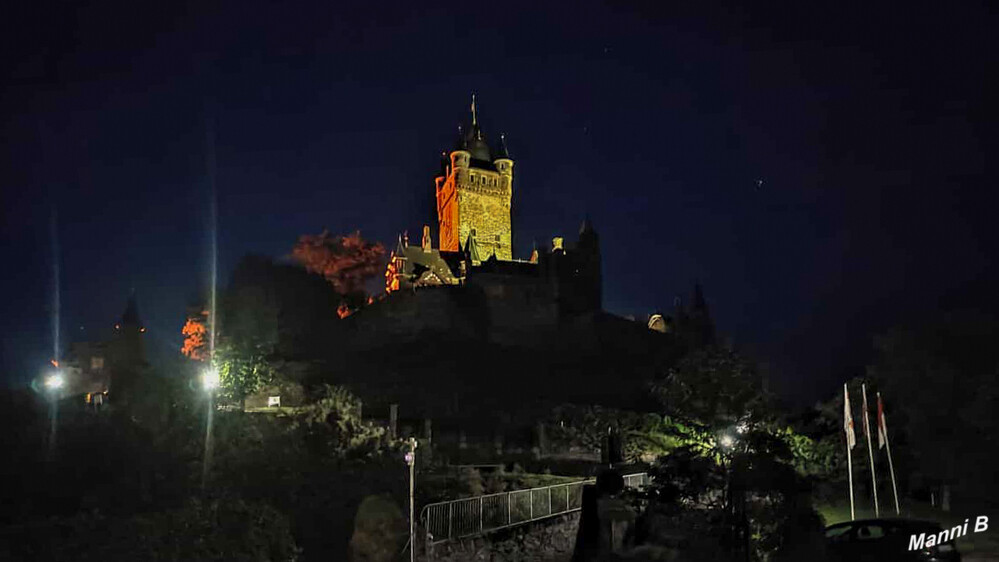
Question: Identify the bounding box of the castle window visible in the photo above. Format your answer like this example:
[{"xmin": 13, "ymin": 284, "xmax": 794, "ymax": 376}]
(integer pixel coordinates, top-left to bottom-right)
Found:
[{"xmin": 494, "ymin": 234, "xmax": 501, "ymax": 242}]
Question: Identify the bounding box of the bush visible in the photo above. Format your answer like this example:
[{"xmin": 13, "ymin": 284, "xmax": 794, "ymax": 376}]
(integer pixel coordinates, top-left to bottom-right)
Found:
[
  {"xmin": 0, "ymin": 498, "xmax": 300, "ymax": 562},
  {"xmin": 348, "ymin": 495, "xmax": 407, "ymax": 562},
  {"xmin": 456, "ymin": 467, "xmax": 483, "ymax": 497}
]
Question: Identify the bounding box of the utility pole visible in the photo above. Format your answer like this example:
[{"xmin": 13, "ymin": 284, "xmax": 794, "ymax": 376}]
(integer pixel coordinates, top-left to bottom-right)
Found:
[{"xmin": 406, "ymin": 437, "xmax": 418, "ymax": 562}]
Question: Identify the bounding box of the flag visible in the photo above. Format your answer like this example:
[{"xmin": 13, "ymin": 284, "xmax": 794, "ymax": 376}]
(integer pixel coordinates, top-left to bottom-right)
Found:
[
  {"xmin": 844, "ymin": 383, "xmax": 856, "ymax": 449},
  {"xmin": 877, "ymin": 393, "xmax": 887, "ymax": 449},
  {"xmin": 861, "ymin": 385, "xmax": 872, "ymax": 442}
]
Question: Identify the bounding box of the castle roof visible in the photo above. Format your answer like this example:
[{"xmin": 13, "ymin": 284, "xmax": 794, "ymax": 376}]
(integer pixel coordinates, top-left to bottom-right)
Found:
[
  {"xmin": 465, "ymin": 124, "xmax": 491, "ymax": 161},
  {"xmin": 494, "ymin": 133, "xmax": 510, "ymax": 160},
  {"xmin": 395, "ymin": 242, "xmax": 459, "ymax": 285},
  {"xmin": 121, "ymin": 290, "xmax": 141, "ymax": 327},
  {"xmin": 452, "ymin": 95, "xmax": 504, "ymax": 169}
]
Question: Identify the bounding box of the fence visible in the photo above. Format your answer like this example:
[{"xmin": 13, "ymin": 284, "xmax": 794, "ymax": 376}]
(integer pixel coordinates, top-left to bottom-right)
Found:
[{"xmin": 420, "ymin": 472, "xmax": 647, "ymax": 546}]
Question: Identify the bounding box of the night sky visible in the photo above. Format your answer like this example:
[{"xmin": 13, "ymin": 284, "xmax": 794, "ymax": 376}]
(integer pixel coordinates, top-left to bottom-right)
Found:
[{"xmin": 2, "ymin": 1, "xmax": 995, "ymax": 405}]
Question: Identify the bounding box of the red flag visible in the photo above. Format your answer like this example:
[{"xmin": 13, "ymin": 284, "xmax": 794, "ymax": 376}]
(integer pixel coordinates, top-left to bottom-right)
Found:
[
  {"xmin": 844, "ymin": 384, "xmax": 856, "ymax": 449},
  {"xmin": 877, "ymin": 393, "xmax": 887, "ymax": 449}
]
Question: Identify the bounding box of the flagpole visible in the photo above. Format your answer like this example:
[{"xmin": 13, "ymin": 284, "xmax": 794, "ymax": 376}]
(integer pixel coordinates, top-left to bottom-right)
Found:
[
  {"xmin": 844, "ymin": 383, "xmax": 855, "ymax": 521},
  {"xmin": 847, "ymin": 436, "xmax": 855, "ymax": 520},
  {"xmin": 879, "ymin": 392, "xmax": 901, "ymax": 515},
  {"xmin": 862, "ymin": 384, "xmax": 879, "ymax": 517}
]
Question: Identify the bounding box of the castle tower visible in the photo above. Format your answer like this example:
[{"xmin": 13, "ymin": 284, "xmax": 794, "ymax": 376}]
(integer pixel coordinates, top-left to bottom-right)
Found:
[
  {"xmin": 436, "ymin": 95, "xmax": 514, "ymax": 260},
  {"xmin": 109, "ymin": 290, "xmax": 147, "ymax": 404}
]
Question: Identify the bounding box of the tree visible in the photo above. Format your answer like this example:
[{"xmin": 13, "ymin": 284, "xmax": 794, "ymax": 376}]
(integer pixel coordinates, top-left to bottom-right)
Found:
[
  {"xmin": 290, "ymin": 230, "xmax": 386, "ymax": 311},
  {"xmin": 867, "ymin": 311, "xmax": 999, "ymax": 508},
  {"xmin": 547, "ymin": 405, "xmax": 681, "ymax": 463},
  {"xmin": 292, "ymin": 384, "xmax": 387, "ymax": 458},
  {"xmin": 181, "ymin": 309, "xmax": 209, "ymax": 361},
  {"xmin": 215, "ymin": 257, "xmax": 282, "ymax": 404},
  {"xmin": 651, "ymin": 345, "xmax": 770, "ymax": 431},
  {"xmin": 645, "ymin": 427, "xmax": 826, "ymax": 561}
]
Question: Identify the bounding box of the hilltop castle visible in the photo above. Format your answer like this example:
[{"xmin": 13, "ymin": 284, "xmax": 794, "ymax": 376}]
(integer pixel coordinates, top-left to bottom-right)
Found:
[
  {"xmin": 378, "ymin": 97, "xmax": 601, "ymax": 336},
  {"xmin": 337, "ymin": 99, "xmax": 712, "ymax": 418}
]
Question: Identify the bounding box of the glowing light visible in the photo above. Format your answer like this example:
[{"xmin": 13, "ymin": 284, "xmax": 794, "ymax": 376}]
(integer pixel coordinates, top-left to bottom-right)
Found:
[
  {"xmin": 50, "ymin": 359, "xmax": 59, "ymax": 367},
  {"xmin": 140, "ymin": 327, "xmax": 146, "ymax": 333},
  {"xmin": 202, "ymin": 366, "xmax": 219, "ymax": 391},
  {"xmin": 736, "ymin": 422, "xmax": 748, "ymax": 434},
  {"xmin": 719, "ymin": 434, "xmax": 735, "ymax": 449},
  {"xmin": 337, "ymin": 302, "xmax": 352, "ymax": 319},
  {"xmin": 44, "ymin": 373, "xmax": 64, "ymax": 390}
]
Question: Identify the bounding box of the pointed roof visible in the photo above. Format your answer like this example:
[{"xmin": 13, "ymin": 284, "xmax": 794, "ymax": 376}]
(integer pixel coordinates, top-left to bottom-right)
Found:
[
  {"xmin": 579, "ymin": 215, "xmax": 595, "ymax": 235},
  {"xmin": 692, "ymin": 282, "xmax": 708, "ymax": 312},
  {"xmin": 460, "ymin": 94, "xmax": 491, "ymax": 161},
  {"xmin": 454, "ymin": 123, "xmax": 467, "ymax": 151},
  {"xmin": 495, "ymin": 133, "xmax": 511, "ymax": 160},
  {"xmin": 394, "ymin": 234, "xmax": 406, "ymax": 257},
  {"xmin": 465, "ymin": 124, "xmax": 491, "ymax": 161},
  {"xmin": 121, "ymin": 290, "xmax": 141, "ymax": 327}
]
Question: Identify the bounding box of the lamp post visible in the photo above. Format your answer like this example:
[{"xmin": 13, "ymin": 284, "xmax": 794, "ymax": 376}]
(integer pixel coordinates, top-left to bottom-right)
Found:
[
  {"xmin": 201, "ymin": 366, "xmax": 219, "ymax": 491},
  {"xmin": 405, "ymin": 437, "xmax": 418, "ymax": 562},
  {"xmin": 44, "ymin": 370, "xmax": 64, "ymax": 460},
  {"xmin": 718, "ymin": 431, "xmax": 740, "ymax": 558},
  {"xmin": 722, "ymin": 426, "xmax": 750, "ymax": 562}
]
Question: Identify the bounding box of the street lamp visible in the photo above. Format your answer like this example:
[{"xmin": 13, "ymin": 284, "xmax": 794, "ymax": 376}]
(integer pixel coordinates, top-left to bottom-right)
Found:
[
  {"xmin": 202, "ymin": 366, "xmax": 219, "ymax": 391},
  {"xmin": 43, "ymin": 369, "xmax": 64, "ymax": 461},
  {"xmin": 405, "ymin": 437, "xmax": 418, "ymax": 562},
  {"xmin": 719, "ymin": 434, "xmax": 735, "ymax": 450},
  {"xmin": 201, "ymin": 365, "xmax": 219, "ymax": 492},
  {"xmin": 44, "ymin": 372, "xmax": 64, "ymax": 390}
]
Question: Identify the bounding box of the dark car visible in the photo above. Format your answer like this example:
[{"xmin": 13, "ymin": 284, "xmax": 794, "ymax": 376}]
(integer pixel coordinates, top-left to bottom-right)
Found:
[{"xmin": 825, "ymin": 518, "xmax": 961, "ymax": 562}]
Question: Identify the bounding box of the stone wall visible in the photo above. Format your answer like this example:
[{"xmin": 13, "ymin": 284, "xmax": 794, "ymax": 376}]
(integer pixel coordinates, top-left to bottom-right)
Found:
[
  {"xmin": 457, "ymin": 190, "xmax": 512, "ymax": 261},
  {"xmin": 424, "ymin": 512, "xmax": 579, "ymax": 562}
]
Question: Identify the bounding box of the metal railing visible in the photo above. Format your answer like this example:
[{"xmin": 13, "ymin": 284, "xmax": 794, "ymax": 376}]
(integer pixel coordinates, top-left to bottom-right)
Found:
[{"xmin": 420, "ymin": 472, "xmax": 647, "ymax": 546}]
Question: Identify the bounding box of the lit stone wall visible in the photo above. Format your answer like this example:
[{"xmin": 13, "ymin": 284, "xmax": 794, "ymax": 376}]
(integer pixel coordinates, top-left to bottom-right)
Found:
[
  {"xmin": 455, "ymin": 168, "xmax": 512, "ymax": 261},
  {"xmin": 437, "ymin": 149, "xmax": 514, "ymax": 260}
]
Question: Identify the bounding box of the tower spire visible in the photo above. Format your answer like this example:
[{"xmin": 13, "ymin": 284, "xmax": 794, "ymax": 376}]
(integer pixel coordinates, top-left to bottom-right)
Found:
[{"xmin": 471, "ymin": 93, "xmax": 477, "ymax": 127}]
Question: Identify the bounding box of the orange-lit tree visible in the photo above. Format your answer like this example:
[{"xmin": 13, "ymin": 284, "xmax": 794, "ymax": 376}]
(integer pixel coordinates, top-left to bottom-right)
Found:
[
  {"xmin": 291, "ymin": 230, "xmax": 386, "ymax": 315},
  {"xmin": 181, "ymin": 310, "xmax": 209, "ymax": 360}
]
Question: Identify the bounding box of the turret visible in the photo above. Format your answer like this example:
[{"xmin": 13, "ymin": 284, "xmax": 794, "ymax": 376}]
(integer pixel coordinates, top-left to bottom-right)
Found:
[
  {"xmin": 494, "ymin": 133, "xmax": 514, "ymax": 192},
  {"xmin": 450, "ymin": 124, "xmax": 471, "ymax": 170}
]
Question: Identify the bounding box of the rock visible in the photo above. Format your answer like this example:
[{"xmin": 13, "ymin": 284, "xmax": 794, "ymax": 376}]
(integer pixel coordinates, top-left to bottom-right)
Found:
[{"xmin": 348, "ymin": 494, "xmax": 407, "ymax": 562}]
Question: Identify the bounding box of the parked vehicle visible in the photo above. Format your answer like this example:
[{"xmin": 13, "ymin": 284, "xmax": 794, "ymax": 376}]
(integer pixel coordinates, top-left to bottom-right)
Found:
[{"xmin": 825, "ymin": 518, "xmax": 961, "ymax": 561}]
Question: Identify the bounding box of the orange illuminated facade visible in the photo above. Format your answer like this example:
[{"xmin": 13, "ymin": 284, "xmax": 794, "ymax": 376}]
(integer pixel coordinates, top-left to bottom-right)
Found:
[{"xmin": 434, "ymin": 98, "xmax": 514, "ymax": 260}]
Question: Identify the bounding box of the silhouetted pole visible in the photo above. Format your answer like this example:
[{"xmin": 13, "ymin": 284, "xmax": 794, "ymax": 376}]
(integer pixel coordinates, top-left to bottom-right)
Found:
[
  {"xmin": 844, "ymin": 383, "xmax": 857, "ymax": 520},
  {"xmin": 406, "ymin": 437, "xmax": 418, "ymax": 562},
  {"xmin": 878, "ymin": 392, "xmax": 901, "ymax": 514},
  {"xmin": 862, "ymin": 384, "xmax": 879, "ymax": 517}
]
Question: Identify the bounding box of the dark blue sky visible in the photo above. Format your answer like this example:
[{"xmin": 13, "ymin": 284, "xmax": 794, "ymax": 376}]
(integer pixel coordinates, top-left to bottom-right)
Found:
[{"xmin": 2, "ymin": 1, "xmax": 995, "ymax": 404}]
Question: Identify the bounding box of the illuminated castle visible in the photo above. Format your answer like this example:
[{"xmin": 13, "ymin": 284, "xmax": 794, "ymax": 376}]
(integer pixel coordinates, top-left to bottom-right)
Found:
[
  {"xmin": 367, "ymin": 98, "xmax": 601, "ymax": 344},
  {"xmin": 436, "ymin": 95, "xmax": 514, "ymax": 260}
]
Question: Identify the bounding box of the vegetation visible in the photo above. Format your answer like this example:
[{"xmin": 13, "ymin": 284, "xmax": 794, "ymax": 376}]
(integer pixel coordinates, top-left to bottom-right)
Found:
[
  {"xmin": 0, "ymin": 498, "xmax": 300, "ymax": 562},
  {"xmin": 290, "ymin": 230, "xmax": 386, "ymax": 312},
  {"xmin": 867, "ymin": 311, "xmax": 999, "ymax": 507}
]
